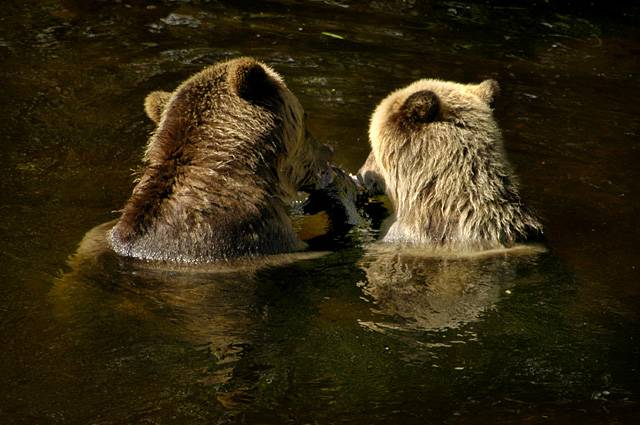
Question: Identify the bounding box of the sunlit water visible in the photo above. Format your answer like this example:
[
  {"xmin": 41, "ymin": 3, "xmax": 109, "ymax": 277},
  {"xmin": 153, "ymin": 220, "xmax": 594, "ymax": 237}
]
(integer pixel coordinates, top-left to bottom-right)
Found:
[{"xmin": 1, "ymin": 1, "xmax": 638, "ymax": 423}]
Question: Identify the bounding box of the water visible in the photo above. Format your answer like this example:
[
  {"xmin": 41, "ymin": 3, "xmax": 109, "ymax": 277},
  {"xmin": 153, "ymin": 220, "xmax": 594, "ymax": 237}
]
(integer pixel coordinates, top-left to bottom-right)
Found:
[{"xmin": 1, "ymin": 1, "xmax": 639, "ymax": 423}]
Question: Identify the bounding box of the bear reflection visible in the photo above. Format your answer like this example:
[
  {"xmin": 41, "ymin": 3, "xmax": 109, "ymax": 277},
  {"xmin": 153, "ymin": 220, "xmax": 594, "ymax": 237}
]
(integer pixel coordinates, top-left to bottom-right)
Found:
[
  {"xmin": 357, "ymin": 246, "xmax": 544, "ymax": 332},
  {"xmin": 50, "ymin": 221, "xmax": 323, "ymax": 389}
]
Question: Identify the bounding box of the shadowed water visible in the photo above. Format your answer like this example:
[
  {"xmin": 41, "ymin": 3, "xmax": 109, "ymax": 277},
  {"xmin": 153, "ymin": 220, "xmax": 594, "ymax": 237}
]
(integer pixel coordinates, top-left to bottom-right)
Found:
[{"xmin": 1, "ymin": 1, "xmax": 639, "ymax": 424}]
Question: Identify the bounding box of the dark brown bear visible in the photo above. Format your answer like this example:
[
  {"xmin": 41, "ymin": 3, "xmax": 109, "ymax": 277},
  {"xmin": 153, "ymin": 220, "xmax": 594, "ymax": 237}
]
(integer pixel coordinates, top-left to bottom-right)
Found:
[{"xmin": 108, "ymin": 57, "xmax": 356, "ymax": 263}]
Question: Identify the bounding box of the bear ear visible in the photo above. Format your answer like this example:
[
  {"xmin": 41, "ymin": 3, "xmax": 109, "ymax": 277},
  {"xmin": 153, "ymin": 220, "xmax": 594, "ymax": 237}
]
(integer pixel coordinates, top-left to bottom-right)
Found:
[
  {"xmin": 228, "ymin": 58, "xmax": 279, "ymax": 103},
  {"xmin": 401, "ymin": 90, "xmax": 440, "ymax": 124},
  {"xmin": 471, "ymin": 79, "xmax": 500, "ymax": 105},
  {"xmin": 144, "ymin": 91, "xmax": 171, "ymax": 124}
]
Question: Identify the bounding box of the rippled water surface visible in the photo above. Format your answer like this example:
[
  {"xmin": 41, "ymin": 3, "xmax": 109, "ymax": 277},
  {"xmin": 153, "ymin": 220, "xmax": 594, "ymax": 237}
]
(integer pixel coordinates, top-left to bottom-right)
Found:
[{"xmin": 1, "ymin": 1, "xmax": 639, "ymax": 423}]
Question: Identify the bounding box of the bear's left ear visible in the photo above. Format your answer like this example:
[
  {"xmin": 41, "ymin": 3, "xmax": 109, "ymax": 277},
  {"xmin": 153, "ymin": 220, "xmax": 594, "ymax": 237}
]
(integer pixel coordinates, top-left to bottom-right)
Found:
[
  {"xmin": 401, "ymin": 90, "xmax": 440, "ymax": 124},
  {"xmin": 471, "ymin": 79, "xmax": 500, "ymax": 105},
  {"xmin": 228, "ymin": 58, "xmax": 279, "ymax": 103},
  {"xmin": 144, "ymin": 91, "xmax": 171, "ymax": 124}
]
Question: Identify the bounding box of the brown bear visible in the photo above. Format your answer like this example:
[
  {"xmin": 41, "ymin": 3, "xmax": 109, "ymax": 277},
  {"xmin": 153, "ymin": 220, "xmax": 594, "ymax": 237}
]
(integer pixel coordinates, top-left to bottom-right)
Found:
[
  {"xmin": 107, "ymin": 57, "xmax": 357, "ymax": 263},
  {"xmin": 357, "ymin": 78, "xmax": 542, "ymax": 251}
]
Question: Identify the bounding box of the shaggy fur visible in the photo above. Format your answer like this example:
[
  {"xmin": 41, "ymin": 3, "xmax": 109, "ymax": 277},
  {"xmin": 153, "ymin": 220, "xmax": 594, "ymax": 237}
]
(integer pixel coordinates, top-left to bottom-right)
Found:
[
  {"xmin": 357, "ymin": 78, "xmax": 542, "ymax": 250},
  {"xmin": 108, "ymin": 57, "xmax": 354, "ymax": 262}
]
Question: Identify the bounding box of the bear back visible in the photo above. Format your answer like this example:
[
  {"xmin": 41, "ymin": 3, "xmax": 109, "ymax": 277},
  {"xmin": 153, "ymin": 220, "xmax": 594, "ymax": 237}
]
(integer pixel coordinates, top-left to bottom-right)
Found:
[
  {"xmin": 109, "ymin": 58, "xmax": 330, "ymax": 262},
  {"xmin": 359, "ymin": 78, "xmax": 542, "ymax": 251}
]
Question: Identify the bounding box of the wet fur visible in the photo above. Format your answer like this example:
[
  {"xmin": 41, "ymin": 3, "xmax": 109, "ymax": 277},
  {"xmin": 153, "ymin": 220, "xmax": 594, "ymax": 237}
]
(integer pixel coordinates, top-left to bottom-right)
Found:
[
  {"xmin": 109, "ymin": 57, "xmax": 354, "ymax": 262},
  {"xmin": 358, "ymin": 78, "xmax": 542, "ymax": 251}
]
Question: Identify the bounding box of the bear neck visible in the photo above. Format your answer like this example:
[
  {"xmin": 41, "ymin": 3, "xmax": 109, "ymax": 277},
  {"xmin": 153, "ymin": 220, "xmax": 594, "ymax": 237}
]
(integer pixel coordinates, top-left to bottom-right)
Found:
[
  {"xmin": 385, "ymin": 132, "xmax": 540, "ymax": 249},
  {"xmin": 108, "ymin": 117, "xmax": 302, "ymax": 262}
]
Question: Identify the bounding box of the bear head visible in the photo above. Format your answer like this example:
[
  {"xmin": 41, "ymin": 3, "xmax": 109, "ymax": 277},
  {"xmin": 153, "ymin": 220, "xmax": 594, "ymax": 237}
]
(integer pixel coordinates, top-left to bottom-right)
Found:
[
  {"xmin": 358, "ymin": 78, "xmax": 542, "ymax": 250},
  {"xmin": 108, "ymin": 57, "xmax": 348, "ymax": 262}
]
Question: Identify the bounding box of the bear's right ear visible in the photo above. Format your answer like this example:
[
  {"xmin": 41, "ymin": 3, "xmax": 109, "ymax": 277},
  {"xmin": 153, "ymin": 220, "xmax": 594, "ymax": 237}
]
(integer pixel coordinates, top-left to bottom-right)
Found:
[
  {"xmin": 144, "ymin": 91, "xmax": 171, "ymax": 124},
  {"xmin": 471, "ymin": 79, "xmax": 500, "ymax": 105},
  {"xmin": 401, "ymin": 90, "xmax": 440, "ymax": 124},
  {"xmin": 228, "ymin": 58, "xmax": 279, "ymax": 103}
]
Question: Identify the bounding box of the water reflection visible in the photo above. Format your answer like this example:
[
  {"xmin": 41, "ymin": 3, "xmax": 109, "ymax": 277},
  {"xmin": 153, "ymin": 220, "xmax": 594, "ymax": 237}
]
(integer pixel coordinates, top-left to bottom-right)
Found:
[
  {"xmin": 50, "ymin": 224, "xmax": 261, "ymax": 387},
  {"xmin": 357, "ymin": 245, "xmax": 546, "ymax": 332},
  {"xmin": 48, "ymin": 218, "xmax": 337, "ymax": 420}
]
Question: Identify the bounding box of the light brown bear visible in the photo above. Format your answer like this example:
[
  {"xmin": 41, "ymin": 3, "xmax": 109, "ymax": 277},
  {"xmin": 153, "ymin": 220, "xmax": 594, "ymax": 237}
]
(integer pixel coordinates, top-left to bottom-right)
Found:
[
  {"xmin": 357, "ymin": 78, "xmax": 542, "ymax": 251},
  {"xmin": 106, "ymin": 57, "xmax": 357, "ymax": 263}
]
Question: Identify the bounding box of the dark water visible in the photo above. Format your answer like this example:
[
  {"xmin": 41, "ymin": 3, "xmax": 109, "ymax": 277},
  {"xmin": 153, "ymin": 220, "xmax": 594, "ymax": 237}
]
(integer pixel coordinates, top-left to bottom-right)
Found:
[{"xmin": 1, "ymin": 1, "xmax": 639, "ymax": 423}]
